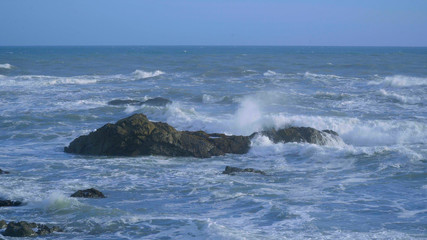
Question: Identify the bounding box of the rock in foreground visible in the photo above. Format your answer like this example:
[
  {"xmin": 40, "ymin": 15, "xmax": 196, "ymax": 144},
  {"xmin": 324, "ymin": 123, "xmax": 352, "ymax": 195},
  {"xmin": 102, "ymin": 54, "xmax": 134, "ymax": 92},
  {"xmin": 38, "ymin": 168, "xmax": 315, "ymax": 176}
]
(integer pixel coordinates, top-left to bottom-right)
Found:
[
  {"xmin": 65, "ymin": 114, "xmax": 251, "ymax": 158},
  {"xmin": 65, "ymin": 114, "xmax": 341, "ymax": 158},
  {"xmin": 70, "ymin": 188, "xmax": 106, "ymax": 198},
  {"xmin": 222, "ymin": 166, "xmax": 266, "ymax": 175},
  {"xmin": 2, "ymin": 221, "xmax": 61, "ymax": 237},
  {"xmin": 0, "ymin": 200, "xmax": 22, "ymax": 207}
]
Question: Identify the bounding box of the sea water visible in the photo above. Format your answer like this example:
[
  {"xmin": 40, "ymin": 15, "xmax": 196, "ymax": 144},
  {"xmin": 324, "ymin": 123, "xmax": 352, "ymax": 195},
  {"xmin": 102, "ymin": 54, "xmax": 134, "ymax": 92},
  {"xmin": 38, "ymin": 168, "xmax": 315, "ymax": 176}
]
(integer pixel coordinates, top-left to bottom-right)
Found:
[{"xmin": 0, "ymin": 46, "xmax": 426, "ymax": 239}]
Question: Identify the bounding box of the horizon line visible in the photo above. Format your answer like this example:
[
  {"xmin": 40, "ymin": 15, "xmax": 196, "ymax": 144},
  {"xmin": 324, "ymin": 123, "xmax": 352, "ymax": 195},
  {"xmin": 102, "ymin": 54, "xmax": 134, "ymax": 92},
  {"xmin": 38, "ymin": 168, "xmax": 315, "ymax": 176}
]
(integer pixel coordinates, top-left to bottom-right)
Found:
[{"xmin": 0, "ymin": 44, "xmax": 426, "ymax": 48}]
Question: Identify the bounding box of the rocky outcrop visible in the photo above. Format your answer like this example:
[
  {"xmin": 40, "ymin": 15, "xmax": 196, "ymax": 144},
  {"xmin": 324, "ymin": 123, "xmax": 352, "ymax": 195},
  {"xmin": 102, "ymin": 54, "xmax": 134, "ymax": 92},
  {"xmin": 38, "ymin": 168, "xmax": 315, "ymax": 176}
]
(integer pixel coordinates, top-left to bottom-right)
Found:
[
  {"xmin": 0, "ymin": 200, "xmax": 22, "ymax": 207},
  {"xmin": 2, "ymin": 221, "xmax": 61, "ymax": 237},
  {"xmin": 65, "ymin": 114, "xmax": 340, "ymax": 158},
  {"xmin": 108, "ymin": 97, "xmax": 172, "ymax": 107},
  {"xmin": 0, "ymin": 220, "xmax": 6, "ymax": 229},
  {"xmin": 71, "ymin": 188, "xmax": 106, "ymax": 198},
  {"xmin": 252, "ymin": 127, "xmax": 339, "ymax": 145},
  {"xmin": 143, "ymin": 97, "xmax": 172, "ymax": 106},
  {"xmin": 222, "ymin": 166, "xmax": 266, "ymax": 175},
  {"xmin": 65, "ymin": 114, "xmax": 251, "ymax": 158},
  {"xmin": 0, "ymin": 168, "xmax": 9, "ymax": 174}
]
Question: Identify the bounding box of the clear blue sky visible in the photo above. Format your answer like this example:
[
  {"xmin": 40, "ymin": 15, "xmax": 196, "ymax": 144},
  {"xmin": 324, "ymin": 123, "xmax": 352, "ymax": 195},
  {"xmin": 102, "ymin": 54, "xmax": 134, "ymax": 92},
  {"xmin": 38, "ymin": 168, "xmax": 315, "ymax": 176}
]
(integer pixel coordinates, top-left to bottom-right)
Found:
[{"xmin": 1, "ymin": 0, "xmax": 426, "ymax": 46}]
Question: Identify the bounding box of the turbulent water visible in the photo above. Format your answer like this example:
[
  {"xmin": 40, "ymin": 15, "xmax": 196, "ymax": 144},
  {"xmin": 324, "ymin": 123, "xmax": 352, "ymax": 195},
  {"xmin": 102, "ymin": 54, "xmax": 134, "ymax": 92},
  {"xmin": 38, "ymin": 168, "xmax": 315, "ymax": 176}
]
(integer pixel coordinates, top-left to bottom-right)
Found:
[{"xmin": 0, "ymin": 46, "xmax": 426, "ymax": 239}]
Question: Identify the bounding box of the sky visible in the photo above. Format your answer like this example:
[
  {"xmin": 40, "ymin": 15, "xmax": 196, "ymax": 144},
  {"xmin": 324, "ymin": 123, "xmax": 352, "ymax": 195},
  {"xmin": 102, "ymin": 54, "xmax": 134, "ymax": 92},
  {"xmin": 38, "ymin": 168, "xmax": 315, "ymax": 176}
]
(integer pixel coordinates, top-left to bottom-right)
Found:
[{"xmin": 0, "ymin": 0, "xmax": 426, "ymax": 46}]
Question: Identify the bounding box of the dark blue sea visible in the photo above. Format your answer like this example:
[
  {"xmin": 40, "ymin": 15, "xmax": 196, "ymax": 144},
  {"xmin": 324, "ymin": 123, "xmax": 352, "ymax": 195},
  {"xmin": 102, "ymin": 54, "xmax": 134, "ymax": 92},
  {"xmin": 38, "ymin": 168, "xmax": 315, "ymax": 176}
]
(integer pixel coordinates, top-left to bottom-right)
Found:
[{"xmin": 0, "ymin": 46, "xmax": 426, "ymax": 239}]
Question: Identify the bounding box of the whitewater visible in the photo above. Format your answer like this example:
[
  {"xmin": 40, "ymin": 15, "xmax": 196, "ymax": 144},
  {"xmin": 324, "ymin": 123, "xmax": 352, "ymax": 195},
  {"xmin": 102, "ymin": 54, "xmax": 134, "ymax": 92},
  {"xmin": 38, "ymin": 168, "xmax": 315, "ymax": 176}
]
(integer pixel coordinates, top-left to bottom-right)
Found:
[{"xmin": 0, "ymin": 46, "xmax": 426, "ymax": 239}]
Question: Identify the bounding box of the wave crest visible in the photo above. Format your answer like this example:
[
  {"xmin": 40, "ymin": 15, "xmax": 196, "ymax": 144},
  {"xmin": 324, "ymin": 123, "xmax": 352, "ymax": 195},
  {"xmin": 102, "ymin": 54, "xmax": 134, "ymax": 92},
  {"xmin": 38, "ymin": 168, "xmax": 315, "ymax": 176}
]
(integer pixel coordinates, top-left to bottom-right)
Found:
[
  {"xmin": 133, "ymin": 70, "xmax": 165, "ymax": 79},
  {"xmin": 0, "ymin": 63, "xmax": 13, "ymax": 69},
  {"xmin": 369, "ymin": 75, "xmax": 427, "ymax": 87}
]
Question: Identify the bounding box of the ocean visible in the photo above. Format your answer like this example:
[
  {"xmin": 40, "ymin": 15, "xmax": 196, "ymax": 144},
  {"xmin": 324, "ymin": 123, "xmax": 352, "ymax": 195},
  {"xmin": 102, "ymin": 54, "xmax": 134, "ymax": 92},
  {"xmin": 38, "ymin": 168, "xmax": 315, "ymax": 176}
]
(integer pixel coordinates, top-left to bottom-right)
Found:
[{"xmin": 0, "ymin": 46, "xmax": 426, "ymax": 239}]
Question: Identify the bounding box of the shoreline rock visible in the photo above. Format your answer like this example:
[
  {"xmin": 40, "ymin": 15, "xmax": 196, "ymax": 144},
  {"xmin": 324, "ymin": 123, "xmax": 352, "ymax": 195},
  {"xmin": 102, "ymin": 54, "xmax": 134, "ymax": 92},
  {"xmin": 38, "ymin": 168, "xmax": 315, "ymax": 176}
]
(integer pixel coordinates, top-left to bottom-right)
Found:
[
  {"xmin": 65, "ymin": 114, "xmax": 251, "ymax": 158},
  {"xmin": 71, "ymin": 188, "xmax": 106, "ymax": 198},
  {"xmin": 2, "ymin": 221, "xmax": 61, "ymax": 237},
  {"xmin": 0, "ymin": 200, "xmax": 22, "ymax": 207},
  {"xmin": 222, "ymin": 166, "xmax": 266, "ymax": 175},
  {"xmin": 65, "ymin": 113, "xmax": 340, "ymax": 158}
]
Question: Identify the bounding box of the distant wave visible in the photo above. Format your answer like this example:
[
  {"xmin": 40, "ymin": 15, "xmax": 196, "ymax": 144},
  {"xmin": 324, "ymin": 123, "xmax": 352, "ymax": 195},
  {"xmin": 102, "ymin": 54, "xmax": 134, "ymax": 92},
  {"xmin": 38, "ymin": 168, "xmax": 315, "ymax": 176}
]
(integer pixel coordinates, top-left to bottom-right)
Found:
[
  {"xmin": 0, "ymin": 74, "xmax": 99, "ymax": 87},
  {"xmin": 0, "ymin": 63, "xmax": 13, "ymax": 69},
  {"xmin": 133, "ymin": 70, "xmax": 165, "ymax": 79},
  {"xmin": 369, "ymin": 75, "xmax": 427, "ymax": 87},
  {"xmin": 379, "ymin": 89, "xmax": 421, "ymax": 104},
  {"xmin": 263, "ymin": 70, "xmax": 277, "ymax": 77}
]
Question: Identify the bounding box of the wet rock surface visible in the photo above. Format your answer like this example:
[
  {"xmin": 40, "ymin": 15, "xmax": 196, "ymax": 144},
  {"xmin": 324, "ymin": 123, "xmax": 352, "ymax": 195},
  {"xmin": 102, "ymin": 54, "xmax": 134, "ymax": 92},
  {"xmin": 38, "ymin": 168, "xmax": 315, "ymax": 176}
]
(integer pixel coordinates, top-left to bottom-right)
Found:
[
  {"xmin": 0, "ymin": 200, "xmax": 22, "ymax": 207},
  {"xmin": 108, "ymin": 97, "xmax": 172, "ymax": 107},
  {"xmin": 2, "ymin": 221, "xmax": 61, "ymax": 237},
  {"xmin": 65, "ymin": 114, "xmax": 251, "ymax": 158},
  {"xmin": 0, "ymin": 220, "xmax": 6, "ymax": 229},
  {"xmin": 253, "ymin": 127, "xmax": 339, "ymax": 145},
  {"xmin": 70, "ymin": 188, "xmax": 106, "ymax": 198},
  {"xmin": 222, "ymin": 166, "xmax": 266, "ymax": 175},
  {"xmin": 65, "ymin": 114, "xmax": 340, "ymax": 158}
]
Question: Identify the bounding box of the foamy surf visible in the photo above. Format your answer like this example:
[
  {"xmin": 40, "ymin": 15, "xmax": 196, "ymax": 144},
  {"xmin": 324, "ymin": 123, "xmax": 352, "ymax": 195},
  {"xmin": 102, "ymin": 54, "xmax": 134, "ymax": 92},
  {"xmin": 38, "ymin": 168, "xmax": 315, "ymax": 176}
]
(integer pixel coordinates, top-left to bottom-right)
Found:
[
  {"xmin": 133, "ymin": 69, "xmax": 165, "ymax": 79},
  {"xmin": 369, "ymin": 75, "xmax": 427, "ymax": 87},
  {"xmin": 0, "ymin": 63, "xmax": 13, "ymax": 69}
]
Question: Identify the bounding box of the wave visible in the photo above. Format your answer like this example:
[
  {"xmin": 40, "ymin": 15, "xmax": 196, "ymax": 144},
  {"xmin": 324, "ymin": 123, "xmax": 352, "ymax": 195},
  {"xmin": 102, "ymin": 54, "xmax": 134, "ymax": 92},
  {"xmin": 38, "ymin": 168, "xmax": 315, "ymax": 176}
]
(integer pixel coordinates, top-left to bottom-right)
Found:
[
  {"xmin": 378, "ymin": 89, "xmax": 421, "ymax": 104},
  {"xmin": 369, "ymin": 75, "xmax": 427, "ymax": 87},
  {"xmin": 263, "ymin": 70, "xmax": 277, "ymax": 77},
  {"xmin": 133, "ymin": 70, "xmax": 165, "ymax": 79},
  {"xmin": 0, "ymin": 74, "xmax": 99, "ymax": 87},
  {"xmin": 0, "ymin": 63, "xmax": 13, "ymax": 69}
]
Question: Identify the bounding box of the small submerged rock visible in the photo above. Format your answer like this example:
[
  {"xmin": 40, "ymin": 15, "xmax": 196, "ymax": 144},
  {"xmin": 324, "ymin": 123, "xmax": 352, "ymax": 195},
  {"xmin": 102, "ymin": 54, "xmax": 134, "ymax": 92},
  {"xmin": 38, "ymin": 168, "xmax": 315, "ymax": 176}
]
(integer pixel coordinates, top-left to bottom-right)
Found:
[
  {"xmin": 222, "ymin": 166, "xmax": 266, "ymax": 175},
  {"xmin": 0, "ymin": 200, "xmax": 22, "ymax": 207},
  {"xmin": 0, "ymin": 220, "xmax": 6, "ymax": 229},
  {"xmin": 0, "ymin": 168, "xmax": 10, "ymax": 174},
  {"xmin": 70, "ymin": 188, "xmax": 106, "ymax": 198},
  {"xmin": 2, "ymin": 221, "xmax": 62, "ymax": 237},
  {"xmin": 108, "ymin": 97, "xmax": 172, "ymax": 107},
  {"xmin": 143, "ymin": 97, "xmax": 172, "ymax": 106},
  {"xmin": 108, "ymin": 99, "xmax": 142, "ymax": 106}
]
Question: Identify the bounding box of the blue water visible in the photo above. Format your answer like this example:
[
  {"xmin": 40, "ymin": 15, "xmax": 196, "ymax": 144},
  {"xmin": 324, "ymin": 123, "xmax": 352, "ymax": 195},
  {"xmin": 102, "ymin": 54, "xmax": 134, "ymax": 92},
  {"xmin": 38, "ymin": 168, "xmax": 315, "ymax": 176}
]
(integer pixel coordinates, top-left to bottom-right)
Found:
[{"xmin": 0, "ymin": 46, "xmax": 426, "ymax": 239}]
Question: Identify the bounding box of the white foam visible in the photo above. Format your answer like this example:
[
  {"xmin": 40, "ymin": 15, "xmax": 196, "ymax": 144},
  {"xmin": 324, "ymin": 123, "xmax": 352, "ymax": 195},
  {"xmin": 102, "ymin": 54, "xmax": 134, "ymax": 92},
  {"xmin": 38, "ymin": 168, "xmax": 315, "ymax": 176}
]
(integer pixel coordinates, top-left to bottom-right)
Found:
[
  {"xmin": 379, "ymin": 89, "xmax": 421, "ymax": 104},
  {"xmin": 133, "ymin": 69, "xmax": 165, "ymax": 79},
  {"xmin": 369, "ymin": 75, "xmax": 427, "ymax": 87},
  {"xmin": 0, "ymin": 63, "xmax": 13, "ymax": 69},
  {"xmin": 263, "ymin": 70, "xmax": 277, "ymax": 77}
]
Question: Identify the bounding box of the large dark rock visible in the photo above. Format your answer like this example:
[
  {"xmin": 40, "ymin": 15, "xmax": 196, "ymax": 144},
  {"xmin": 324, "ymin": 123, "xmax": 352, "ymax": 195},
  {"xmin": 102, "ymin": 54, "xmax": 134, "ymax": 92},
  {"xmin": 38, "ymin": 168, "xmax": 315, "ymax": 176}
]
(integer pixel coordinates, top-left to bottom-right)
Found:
[
  {"xmin": 71, "ymin": 188, "xmax": 106, "ymax": 198},
  {"xmin": 2, "ymin": 221, "xmax": 61, "ymax": 237},
  {"xmin": 252, "ymin": 127, "xmax": 339, "ymax": 145},
  {"xmin": 65, "ymin": 114, "xmax": 251, "ymax": 158},
  {"xmin": 222, "ymin": 166, "xmax": 266, "ymax": 175},
  {"xmin": 0, "ymin": 200, "xmax": 22, "ymax": 207},
  {"xmin": 0, "ymin": 168, "xmax": 9, "ymax": 174},
  {"xmin": 65, "ymin": 114, "xmax": 340, "ymax": 158},
  {"xmin": 107, "ymin": 97, "xmax": 172, "ymax": 107}
]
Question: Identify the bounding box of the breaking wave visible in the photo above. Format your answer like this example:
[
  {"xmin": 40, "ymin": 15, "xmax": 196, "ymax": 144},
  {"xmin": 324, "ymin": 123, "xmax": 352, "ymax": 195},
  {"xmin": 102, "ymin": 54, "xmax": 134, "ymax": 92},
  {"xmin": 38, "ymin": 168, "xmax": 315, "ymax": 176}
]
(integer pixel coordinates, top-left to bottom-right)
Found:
[
  {"xmin": 0, "ymin": 63, "xmax": 13, "ymax": 69},
  {"xmin": 133, "ymin": 70, "xmax": 165, "ymax": 79},
  {"xmin": 369, "ymin": 75, "xmax": 427, "ymax": 87}
]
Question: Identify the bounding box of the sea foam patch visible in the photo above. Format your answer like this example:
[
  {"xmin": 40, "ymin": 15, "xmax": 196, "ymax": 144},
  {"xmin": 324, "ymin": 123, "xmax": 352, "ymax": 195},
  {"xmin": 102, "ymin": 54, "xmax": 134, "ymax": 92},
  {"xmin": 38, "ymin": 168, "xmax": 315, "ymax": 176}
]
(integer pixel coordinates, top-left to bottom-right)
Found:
[
  {"xmin": 0, "ymin": 63, "xmax": 13, "ymax": 69},
  {"xmin": 369, "ymin": 75, "xmax": 427, "ymax": 87},
  {"xmin": 133, "ymin": 70, "xmax": 165, "ymax": 79}
]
